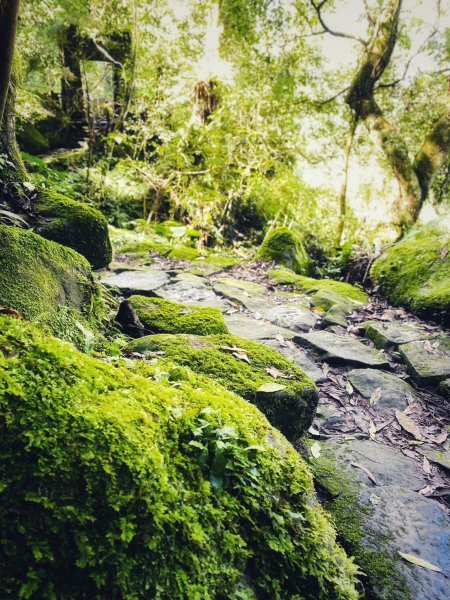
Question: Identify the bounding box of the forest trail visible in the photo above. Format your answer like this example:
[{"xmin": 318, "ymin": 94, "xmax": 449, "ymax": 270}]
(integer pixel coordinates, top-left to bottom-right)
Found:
[{"xmin": 101, "ymin": 253, "xmax": 450, "ymax": 600}]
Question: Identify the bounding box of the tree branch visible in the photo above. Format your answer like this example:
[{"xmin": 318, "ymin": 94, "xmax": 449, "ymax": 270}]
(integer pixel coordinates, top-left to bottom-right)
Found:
[{"xmin": 308, "ymin": 0, "xmax": 368, "ymax": 46}]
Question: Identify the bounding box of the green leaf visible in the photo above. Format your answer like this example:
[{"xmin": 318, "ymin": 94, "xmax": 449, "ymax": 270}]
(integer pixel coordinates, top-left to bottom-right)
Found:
[{"xmin": 257, "ymin": 382, "xmax": 287, "ymax": 393}]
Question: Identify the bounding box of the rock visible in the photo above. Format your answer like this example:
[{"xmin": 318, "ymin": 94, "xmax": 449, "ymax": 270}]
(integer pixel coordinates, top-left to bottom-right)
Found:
[
  {"xmin": 364, "ymin": 320, "xmax": 431, "ymax": 349},
  {"xmin": 156, "ymin": 273, "xmax": 225, "ymax": 308},
  {"xmin": 260, "ymin": 303, "xmax": 318, "ymax": 332},
  {"xmin": 371, "ymin": 224, "xmax": 450, "ymax": 325},
  {"xmin": 213, "ymin": 277, "xmax": 268, "ymax": 312},
  {"xmin": 34, "ymin": 190, "xmax": 112, "ymax": 269},
  {"xmin": 421, "ymin": 445, "xmax": 450, "ymax": 471},
  {"xmin": 321, "ymin": 305, "xmax": 349, "ymax": 328},
  {"xmin": 125, "ymin": 295, "xmax": 229, "ymax": 336},
  {"xmin": 264, "ymin": 339, "xmax": 326, "ymax": 383},
  {"xmin": 0, "ymin": 316, "xmax": 358, "ymax": 599},
  {"xmin": 309, "ymin": 439, "xmax": 450, "ymax": 600},
  {"xmin": 294, "ymin": 331, "xmax": 389, "ymax": 368},
  {"xmin": 223, "ymin": 313, "xmax": 296, "ymax": 341},
  {"xmin": 127, "ymin": 333, "xmax": 319, "ymax": 442},
  {"xmin": 167, "ymin": 246, "xmax": 201, "ymax": 261},
  {"xmin": 0, "ymin": 225, "xmax": 100, "ymax": 346},
  {"xmin": 399, "ymin": 336, "xmax": 450, "ymax": 384},
  {"xmin": 100, "ymin": 269, "xmax": 170, "ymax": 296},
  {"xmin": 256, "ymin": 227, "xmax": 310, "ymax": 274},
  {"xmin": 347, "ymin": 368, "xmax": 418, "ymax": 410},
  {"xmin": 439, "ymin": 378, "xmax": 450, "ymax": 399}
]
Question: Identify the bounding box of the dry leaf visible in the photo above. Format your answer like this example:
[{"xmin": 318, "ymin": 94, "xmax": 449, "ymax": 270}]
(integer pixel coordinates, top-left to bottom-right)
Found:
[
  {"xmin": 266, "ymin": 366, "xmax": 291, "ymax": 379},
  {"xmin": 395, "ymin": 410, "xmax": 423, "ymax": 441},
  {"xmin": 404, "ymin": 402, "xmax": 422, "ymax": 416},
  {"xmin": 427, "ymin": 431, "xmax": 448, "ymax": 445},
  {"xmin": 369, "ymin": 420, "xmax": 377, "ymax": 441},
  {"xmin": 402, "ymin": 448, "xmax": 417, "ymax": 459},
  {"xmin": 422, "ymin": 456, "xmax": 432, "ymax": 475},
  {"xmin": 398, "ymin": 552, "xmax": 442, "ymax": 573},
  {"xmin": 257, "ymin": 382, "xmax": 287, "ymax": 393},
  {"xmin": 310, "ymin": 442, "xmax": 321, "ymax": 458},
  {"xmin": 350, "ymin": 461, "xmax": 378, "ymax": 485},
  {"xmin": 346, "ymin": 381, "xmax": 354, "ymax": 395},
  {"xmin": 370, "ymin": 387, "xmax": 383, "ymax": 406},
  {"xmin": 322, "ymin": 362, "xmax": 330, "ymax": 376}
]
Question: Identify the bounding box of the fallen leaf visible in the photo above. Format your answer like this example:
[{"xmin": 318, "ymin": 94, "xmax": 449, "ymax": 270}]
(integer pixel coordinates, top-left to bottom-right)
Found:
[
  {"xmin": 395, "ymin": 410, "xmax": 423, "ymax": 441},
  {"xmin": 370, "ymin": 387, "xmax": 383, "ymax": 406},
  {"xmin": 427, "ymin": 431, "xmax": 448, "ymax": 445},
  {"xmin": 350, "ymin": 461, "xmax": 378, "ymax": 485},
  {"xmin": 308, "ymin": 425, "xmax": 321, "ymax": 436},
  {"xmin": 422, "ymin": 456, "xmax": 432, "ymax": 476},
  {"xmin": 398, "ymin": 552, "xmax": 442, "ymax": 573},
  {"xmin": 266, "ymin": 366, "xmax": 291, "ymax": 379},
  {"xmin": 0, "ymin": 307, "xmax": 25, "ymax": 320},
  {"xmin": 404, "ymin": 402, "xmax": 422, "ymax": 415},
  {"xmin": 257, "ymin": 383, "xmax": 287, "ymax": 393},
  {"xmin": 346, "ymin": 381, "xmax": 354, "ymax": 395},
  {"xmin": 369, "ymin": 420, "xmax": 377, "ymax": 441},
  {"xmin": 310, "ymin": 442, "xmax": 321, "ymax": 458},
  {"xmin": 221, "ymin": 346, "xmax": 251, "ymax": 364},
  {"xmin": 322, "ymin": 362, "xmax": 330, "ymax": 376}
]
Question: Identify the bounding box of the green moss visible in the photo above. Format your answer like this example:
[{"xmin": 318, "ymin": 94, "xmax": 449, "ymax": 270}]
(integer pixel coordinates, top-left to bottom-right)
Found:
[
  {"xmin": 128, "ymin": 333, "xmax": 318, "ymax": 441},
  {"xmin": 16, "ymin": 121, "xmax": 49, "ymax": 154},
  {"xmin": 34, "ymin": 190, "xmax": 113, "ymax": 269},
  {"xmin": 43, "ymin": 148, "xmax": 87, "ymax": 170},
  {"xmin": 308, "ymin": 445, "xmax": 410, "ymax": 600},
  {"xmin": 167, "ymin": 245, "xmax": 201, "ymax": 261},
  {"xmin": 0, "ymin": 315, "xmax": 358, "ymax": 599},
  {"xmin": 128, "ymin": 295, "xmax": 229, "ymax": 335},
  {"xmin": 256, "ymin": 227, "xmax": 310, "ymax": 274},
  {"xmin": 0, "ymin": 225, "xmax": 98, "ymax": 320},
  {"xmin": 439, "ymin": 378, "xmax": 450, "ymax": 399},
  {"xmin": 371, "ymin": 225, "xmax": 450, "ymax": 325}
]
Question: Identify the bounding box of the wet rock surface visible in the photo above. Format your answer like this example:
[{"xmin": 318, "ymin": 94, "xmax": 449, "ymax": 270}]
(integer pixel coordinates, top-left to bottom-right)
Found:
[{"xmin": 102, "ymin": 253, "xmax": 450, "ymax": 599}]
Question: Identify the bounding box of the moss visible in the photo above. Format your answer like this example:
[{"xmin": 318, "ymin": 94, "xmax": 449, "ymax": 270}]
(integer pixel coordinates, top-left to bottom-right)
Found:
[
  {"xmin": 439, "ymin": 378, "xmax": 450, "ymax": 399},
  {"xmin": 167, "ymin": 245, "xmax": 202, "ymax": 261},
  {"xmin": 15, "ymin": 121, "xmax": 49, "ymax": 154},
  {"xmin": 128, "ymin": 295, "xmax": 229, "ymax": 335},
  {"xmin": 43, "ymin": 148, "xmax": 87, "ymax": 170},
  {"xmin": 127, "ymin": 333, "xmax": 318, "ymax": 441},
  {"xmin": 308, "ymin": 445, "xmax": 410, "ymax": 600},
  {"xmin": 0, "ymin": 315, "xmax": 358, "ymax": 599},
  {"xmin": 256, "ymin": 227, "xmax": 310, "ymax": 274},
  {"xmin": 371, "ymin": 225, "xmax": 450, "ymax": 325},
  {"xmin": 0, "ymin": 224, "xmax": 98, "ymax": 319},
  {"xmin": 34, "ymin": 190, "xmax": 112, "ymax": 269}
]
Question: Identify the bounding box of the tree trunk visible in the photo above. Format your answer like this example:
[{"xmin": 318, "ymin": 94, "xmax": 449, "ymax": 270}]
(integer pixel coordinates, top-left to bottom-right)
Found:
[
  {"xmin": 345, "ymin": 0, "xmax": 450, "ymax": 234},
  {"xmin": 61, "ymin": 24, "xmax": 86, "ymax": 145},
  {"xmin": 0, "ymin": 0, "xmax": 20, "ymax": 125},
  {"xmin": 336, "ymin": 116, "xmax": 357, "ymax": 246}
]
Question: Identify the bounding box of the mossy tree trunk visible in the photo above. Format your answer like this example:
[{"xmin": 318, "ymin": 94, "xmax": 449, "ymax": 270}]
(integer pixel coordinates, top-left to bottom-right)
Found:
[
  {"xmin": 0, "ymin": 0, "xmax": 20, "ymax": 125},
  {"xmin": 60, "ymin": 24, "xmax": 86, "ymax": 144},
  {"xmin": 345, "ymin": 0, "xmax": 450, "ymax": 236}
]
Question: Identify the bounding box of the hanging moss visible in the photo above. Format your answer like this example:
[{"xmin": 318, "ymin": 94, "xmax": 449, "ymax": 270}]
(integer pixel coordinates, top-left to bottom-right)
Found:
[
  {"xmin": 128, "ymin": 333, "xmax": 318, "ymax": 441},
  {"xmin": 0, "ymin": 315, "xmax": 359, "ymax": 599},
  {"xmin": 128, "ymin": 295, "xmax": 229, "ymax": 336},
  {"xmin": 256, "ymin": 228, "xmax": 310, "ymax": 274},
  {"xmin": 371, "ymin": 225, "xmax": 450, "ymax": 325},
  {"xmin": 34, "ymin": 191, "xmax": 112, "ymax": 269}
]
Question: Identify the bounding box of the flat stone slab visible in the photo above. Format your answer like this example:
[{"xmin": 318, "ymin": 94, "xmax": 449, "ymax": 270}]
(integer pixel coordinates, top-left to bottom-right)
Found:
[
  {"xmin": 100, "ymin": 269, "xmax": 170, "ymax": 295},
  {"xmin": 156, "ymin": 278, "xmax": 225, "ymax": 309},
  {"xmin": 260, "ymin": 304, "xmax": 317, "ymax": 332},
  {"xmin": 293, "ymin": 331, "xmax": 389, "ymax": 368},
  {"xmin": 347, "ymin": 368, "xmax": 418, "ymax": 411},
  {"xmin": 365, "ymin": 321, "xmax": 430, "ymax": 349},
  {"xmin": 264, "ymin": 339, "xmax": 325, "ymax": 383},
  {"xmin": 223, "ymin": 313, "xmax": 295, "ymax": 342},
  {"xmin": 399, "ymin": 336, "xmax": 450, "ymax": 384},
  {"xmin": 311, "ymin": 439, "xmax": 450, "ymax": 600},
  {"xmin": 213, "ymin": 278, "xmax": 268, "ymax": 312}
]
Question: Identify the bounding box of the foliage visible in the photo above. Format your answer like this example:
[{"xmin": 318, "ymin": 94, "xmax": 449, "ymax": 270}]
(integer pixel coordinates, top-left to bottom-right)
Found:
[{"xmin": 0, "ymin": 315, "xmax": 359, "ymax": 599}]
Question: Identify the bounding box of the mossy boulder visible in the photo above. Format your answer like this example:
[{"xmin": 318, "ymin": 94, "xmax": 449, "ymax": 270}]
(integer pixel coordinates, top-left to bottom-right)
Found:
[
  {"xmin": 127, "ymin": 295, "xmax": 229, "ymax": 335},
  {"xmin": 371, "ymin": 225, "xmax": 450, "ymax": 325},
  {"xmin": 128, "ymin": 333, "xmax": 318, "ymax": 441},
  {"xmin": 167, "ymin": 245, "xmax": 201, "ymax": 261},
  {"xmin": 34, "ymin": 191, "xmax": 112, "ymax": 269},
  {"xmin": 256, "ymin": 227, "xmax": 310, "ymax": 274},
  {"xmin": 15, "ymin": 120, "xmax": 49, "ymax": 154},
  {"xmin": 0, "ymin": 315, "xmax": 358, "ymax": 599}
]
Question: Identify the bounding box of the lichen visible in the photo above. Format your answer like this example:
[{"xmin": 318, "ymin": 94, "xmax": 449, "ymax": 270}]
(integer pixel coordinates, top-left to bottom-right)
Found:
[
  {"xmin": 0, "ymin": 315, "xmax": 359, "ymax": 599},
  {"xmin": 307, "ymin": 444, "xmax": 410, "ymax": 600},
  {"xmin": 127, "ymin": 333, "xmax": 318, "ymax": 441},
  {"xmin": 371, "ymin": 225, "xmax": 450, "ymax": 325},
  {"xmin": 34, "ymin": 190, "xmax": 112, "ymax": 269},
  {"xmin": 256, "ymin": 227, "xmax": 310, "ymax": 274},
  {"xmin": 128, "ymin": 295, "xmax": 229, "ymax": 335}
]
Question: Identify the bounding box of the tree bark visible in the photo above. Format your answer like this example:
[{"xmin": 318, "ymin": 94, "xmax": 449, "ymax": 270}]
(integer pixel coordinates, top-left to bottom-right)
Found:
[
  {"xmin": 336, "ymin": 116, "xmax": 357, "ymax": 246},
  {"xmin": 0, "ymin": 0, "xmax": 20, "ymax": 125},
  {"xmin": 345, "ymin": 0, "xmax": 450, "ymax": 233},
  {"xmin": 60, "ymin": 24, "xmax": 86, "ymax": 144}
]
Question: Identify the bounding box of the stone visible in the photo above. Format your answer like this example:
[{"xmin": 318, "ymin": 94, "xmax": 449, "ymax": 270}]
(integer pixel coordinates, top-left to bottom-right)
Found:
[
  {"xmin": 157, "ymin": 273, "xmax": 225, "ymax": 308},
  {"xmin": 264, "ymin": 339, "xmax": 326, "ymax": 383},
  {"xmin": 310, "ymin": 439, "xmax": 450, "ymax": 600},
  {"xmin": 364, "ymin": 321, "xmax": 430, "ymax": 349},
  {"xmin": 293, "ymin": 331, "xmax": 389, "ymax": 368},
  {"xmin": 213, "ymin": 277, "xmax": 268, "ymax": 312},
  {"xmin": 223, "ymin": 313, "xmax": 296, "ymax": 341},
  {"xmin": 260, "ymin": 303, "xmax": 317, "ymax": 332},
  {"xmin": 421, "ymin": 442, "xmax": 450, "ymax": 471},
  {"xmin": 347, "ymin": 369, "xmax": 418, "ymax": 411},
  {"xmin": 256, "ymin": 227, "xmax": 310, "ymax": 274},
  {"xmin": 399, "ymin": 336, "xmax": 450, "ymax": 384},
  {"xmin": 100, "ymin": 269, "xmax": 170, "ymax": 295}
]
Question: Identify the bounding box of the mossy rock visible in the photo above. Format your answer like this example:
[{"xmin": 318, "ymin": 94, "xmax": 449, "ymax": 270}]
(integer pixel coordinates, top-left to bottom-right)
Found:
[
  {"xmin": 15, "ymin": 120, "xmax": 49, "ymax": 154},
  {"xmin": 167, "ymin": 245, "xmax": 201, "ymax": 261},
  {"xmin": 128, "ymin": 295, "xmax": 229, "ymax": 335},
  {"xmin": 0, "ymin": 225, "xmax": 100, "ymax": 347},
  {"xmin": 439, "ymin": 378, "xmax": 450, "ymax": 399},
  {"xmin": 256, "ymin": 227, "xmax": 310, "ymax": 274},
  {"xmin": 34, "ymin": 191, "xmax": 112, "ymax": 269},
  {"xmin": 0, "ymin": 315, "xmax": 358, "ymax": 599},
  {"xmin": 371, "ymin": 225, "xmax": 450, "ymax": 325},
  {"xmin": 128, "ymin": 333, "xmax": 318, "ymax": 441}
]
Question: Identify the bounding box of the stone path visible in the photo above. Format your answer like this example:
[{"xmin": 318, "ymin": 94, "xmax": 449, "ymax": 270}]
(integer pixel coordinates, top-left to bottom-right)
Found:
[{"xmin": 100, "ymin": 258, "xmax": 450, "ymax": 599}]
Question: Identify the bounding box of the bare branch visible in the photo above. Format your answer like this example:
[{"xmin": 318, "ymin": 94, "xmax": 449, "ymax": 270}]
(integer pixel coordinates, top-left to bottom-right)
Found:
[{"xmin": 308, "ymin": 0, "xmax": 368, "ymax": 46}]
